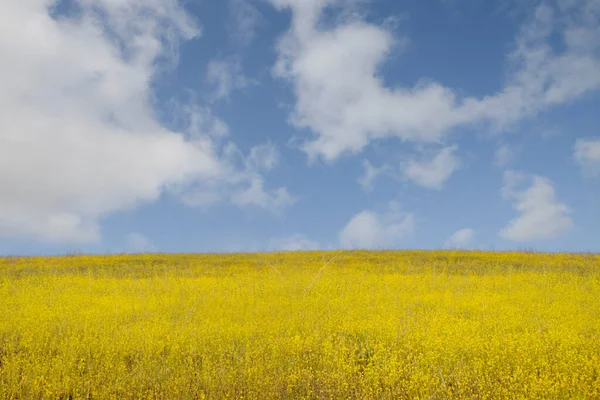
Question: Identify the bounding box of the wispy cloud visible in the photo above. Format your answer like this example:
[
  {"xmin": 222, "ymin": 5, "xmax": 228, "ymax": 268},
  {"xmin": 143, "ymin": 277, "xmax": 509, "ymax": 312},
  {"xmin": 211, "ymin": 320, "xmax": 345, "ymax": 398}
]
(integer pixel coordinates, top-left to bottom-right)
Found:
[
  {"xmin": 494, "ymin": 144, "xmax": 516, "ymax": 168},
  {"xmin": 359, "ymin": 146, "xmax": 460, "ymax": 191},
  {"xmin": 358, "ymin": 160, "xmax": 390, "ymax": 192},
  {"xmin": 574, "ymin": 138, "xmax": 600, "ymax": 177},
  {"xmin": 179, "ymin": 140, "xmax": 295, "ymax": 215},
  {"xmin": 206, "ymin": 58, "xmax": 251, "ymax": 101},
  {"xmin": 228, "ymin": 0, "xmax": 264, "ymax": 46}
]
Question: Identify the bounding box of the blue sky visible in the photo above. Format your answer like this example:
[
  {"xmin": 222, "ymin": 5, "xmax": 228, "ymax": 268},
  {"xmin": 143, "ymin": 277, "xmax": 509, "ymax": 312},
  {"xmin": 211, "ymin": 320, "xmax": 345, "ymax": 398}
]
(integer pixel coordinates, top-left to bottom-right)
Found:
[{"xmin": 1, "ymin": 0, "xmax": 599, "ymax": 255}]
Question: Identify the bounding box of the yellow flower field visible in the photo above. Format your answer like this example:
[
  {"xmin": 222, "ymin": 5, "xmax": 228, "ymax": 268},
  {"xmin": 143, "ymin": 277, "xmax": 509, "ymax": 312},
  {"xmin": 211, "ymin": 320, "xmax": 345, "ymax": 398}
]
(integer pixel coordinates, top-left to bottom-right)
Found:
[{"xmin": 1, "ymin": 251, "xmax": 599, "ymax": 399}]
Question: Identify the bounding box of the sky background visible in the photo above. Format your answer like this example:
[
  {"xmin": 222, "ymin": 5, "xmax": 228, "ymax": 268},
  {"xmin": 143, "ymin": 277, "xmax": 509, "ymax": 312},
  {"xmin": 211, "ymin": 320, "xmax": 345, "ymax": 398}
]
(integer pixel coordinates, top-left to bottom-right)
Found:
[{"xmin": 1, "ymin": 0, "xmax": 599, "ymax": 255}]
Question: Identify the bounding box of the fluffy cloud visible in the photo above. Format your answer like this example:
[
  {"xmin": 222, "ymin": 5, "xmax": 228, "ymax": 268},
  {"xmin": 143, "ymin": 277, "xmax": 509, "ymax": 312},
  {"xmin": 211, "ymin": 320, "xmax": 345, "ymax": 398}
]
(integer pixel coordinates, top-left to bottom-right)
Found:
[
  {"xmin": 402, "ymin": 146, "xmax": 461, "ymax": 190},
  {"xmin": 268, "ymin": 234, "xmax": 320, "ymax": 251},
  {"xmin": 574, "ymin": 138, "xmax": 600, "ymax": 177},
  {"xmin": 0, "ymin": 0, "xmax": 290, "ymax": 244},
  {"xmin": 499, "ymin": 171, "xmax": 573, "ymax": 242},
  {"xmin": 270, "ymin": 0, "xmax": 600, "ymax": 162},
  {"xmin": 444, "ymin": 228, "xmax": 476, "ymax": 249},
  {"xmin": 339, "ymin": 204, "xmax": 414, "ymax": 249}
]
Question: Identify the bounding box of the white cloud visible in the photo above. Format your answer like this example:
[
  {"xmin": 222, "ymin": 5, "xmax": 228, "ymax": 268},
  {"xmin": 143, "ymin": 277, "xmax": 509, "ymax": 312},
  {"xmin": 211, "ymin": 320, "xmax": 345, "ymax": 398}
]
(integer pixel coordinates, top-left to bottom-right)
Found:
[
  {"xmin": 499, "ymin": 171, "xmax": 573, "ymax": 242},
  {"xmin": 231, "ymin": 177, "xmax": 295, "ymax": 213},
  {"xmin": 268, "ymin": 234, "xmax": 320, "ymax": 251},
  {"xmin": 179, "ymin": 142, "xmax": 295, "ymax": 214},
  {"xmin": 359, "ymin": 146, "xmax": 459, "ymax": 191},
  {"xmin": 228, "ymin": 0, "xmax": 263, "ymax": 46},
  {"xmin": 206, "ymin": 58, "xmax": 250, "ymax": 100},
  {"xmin": 0, "ymin": 212, "xmax": 101, "ymax": 244},
  {"xmin": 444, "ymin": 228, "xmax": 476, "ymax": 249},
  {"xmin": 270, "ymin": 0, "xmax": 600, "ymax": 162},
  {"xmin": 126, "ymin": 232, "xmax": 156, "ymax": 253},
  {"xmin": 339, "ymin": 203, "xmax": 415, "ymax": 249},
  {"xmin": 0, "ymin": 0, "xmax": 290, "ymax": 244},
  {"xmin": 246, "ymin": 142, "xmax": 280, "ymax": 171},
  {"xmin": 358, "ymin": 160, "xmax": 389, "ymax": 191},
  {"xmin": 402, "ymin": 146, "xmax": 460, "ymax": 190},
  {"xmin": 574, "ymin": 138, "xmax": 600, "ymax": 177}
]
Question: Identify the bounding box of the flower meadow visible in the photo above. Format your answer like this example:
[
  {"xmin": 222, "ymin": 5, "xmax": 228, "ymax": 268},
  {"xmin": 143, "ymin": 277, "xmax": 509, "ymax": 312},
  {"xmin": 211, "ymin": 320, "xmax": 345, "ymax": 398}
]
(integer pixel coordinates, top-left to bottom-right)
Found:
[{"xmin": 1, "ymin": 251, "xmax": 599, "ymax": 399}]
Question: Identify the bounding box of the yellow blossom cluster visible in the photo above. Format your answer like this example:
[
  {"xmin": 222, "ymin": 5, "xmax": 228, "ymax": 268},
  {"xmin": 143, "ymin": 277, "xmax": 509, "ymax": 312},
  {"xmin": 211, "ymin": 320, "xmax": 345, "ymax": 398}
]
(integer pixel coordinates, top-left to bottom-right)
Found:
[{"xmin": 1, "ymin": 250, "xmax": 599, "ymax": 398}]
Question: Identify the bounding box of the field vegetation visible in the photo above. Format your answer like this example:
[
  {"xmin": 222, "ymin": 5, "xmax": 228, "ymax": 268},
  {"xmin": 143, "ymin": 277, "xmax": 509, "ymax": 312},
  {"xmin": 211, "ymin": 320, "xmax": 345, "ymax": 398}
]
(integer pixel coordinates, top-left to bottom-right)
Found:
[{"xmin": 1, "ymin": 251, "xmax": 599, "ymax": 399}]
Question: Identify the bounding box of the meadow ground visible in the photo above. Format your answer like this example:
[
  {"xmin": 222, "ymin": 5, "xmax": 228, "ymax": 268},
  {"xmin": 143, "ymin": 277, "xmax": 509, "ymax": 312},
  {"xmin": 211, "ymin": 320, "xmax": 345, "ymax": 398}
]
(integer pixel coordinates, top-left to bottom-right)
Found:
[{"xmin": 0, "ymin": 250, "xmax": 599, "ymax": 399}]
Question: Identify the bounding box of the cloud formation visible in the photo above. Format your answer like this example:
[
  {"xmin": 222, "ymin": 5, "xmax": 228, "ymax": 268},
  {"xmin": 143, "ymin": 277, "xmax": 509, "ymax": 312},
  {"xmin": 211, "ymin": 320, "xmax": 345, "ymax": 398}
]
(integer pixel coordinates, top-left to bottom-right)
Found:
[
  {"xmin": 358, "ymin": 160, "xmax": 391, "ymax": 192},
  {"xmin": 499, "ymin": 171, "xmax": 573, "ymax": 241},
  {"xmin": 339, "ymin": 203, "xmax": 414, "ymax": 249},
  {"xmin": 574, "ymin": 138, "xmax": 600, "ymax": 177},
  {"xmin": 206, "ymin": 58, "xmax": 250, "ymax": 101},
  {"xmin": 270, "ymin": 0, "xmax": 600, "ymax": 162},
  {"xmin": 0, "ymin": 0, "xmax": 289, "ymax": 244},
  {"xmin": 358, "ymin": 146, "xmax": 459, "ymax": 191},
  {"xmin": 402, "ymin": 146, "xmax": 461, "ymax": 190},
  {"xmin": 180, "ymin": 141, "xmax": 295, "ymax": 214},
  {"xmin": 228, "ymin": 0, "xmax": 263, "ymax": 46}
]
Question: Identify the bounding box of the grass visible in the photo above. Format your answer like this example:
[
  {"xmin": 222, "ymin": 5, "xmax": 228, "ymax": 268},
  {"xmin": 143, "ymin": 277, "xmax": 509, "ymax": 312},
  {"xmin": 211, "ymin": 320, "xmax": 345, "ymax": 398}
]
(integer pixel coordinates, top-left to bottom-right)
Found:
[{"xmin": 1, "ymin": 250, "xmax": 599, "ymax": 399}]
